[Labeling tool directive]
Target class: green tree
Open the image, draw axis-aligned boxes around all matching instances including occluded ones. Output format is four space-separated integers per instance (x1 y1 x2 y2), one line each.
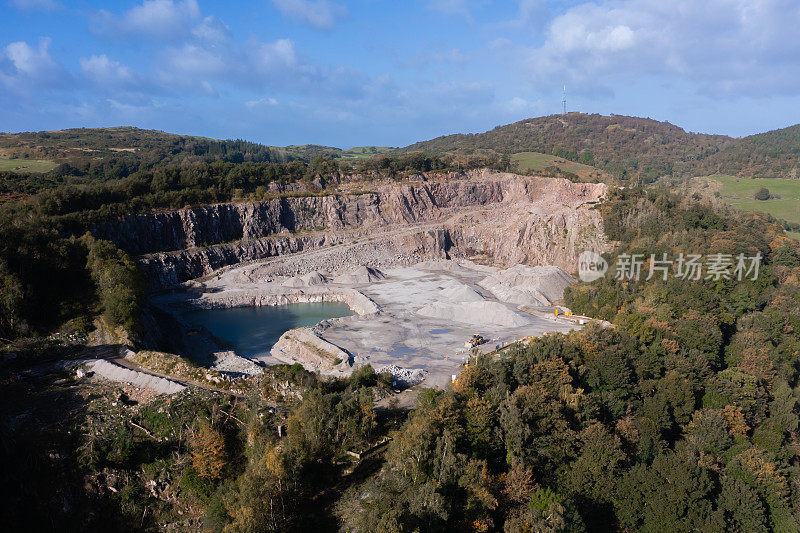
754 187 771 200
615 452 722 532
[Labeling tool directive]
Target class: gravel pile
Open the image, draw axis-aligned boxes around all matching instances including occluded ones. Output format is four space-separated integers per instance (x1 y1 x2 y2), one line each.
417 300 530 327
212 351 264 377
283 270 329 288
87 359 186 394
332 265 386 285
376 364 427 388
439 279 484 302
479 265 575 306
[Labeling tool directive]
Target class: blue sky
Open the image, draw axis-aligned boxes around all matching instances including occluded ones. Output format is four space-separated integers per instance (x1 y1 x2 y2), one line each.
3 0 800 147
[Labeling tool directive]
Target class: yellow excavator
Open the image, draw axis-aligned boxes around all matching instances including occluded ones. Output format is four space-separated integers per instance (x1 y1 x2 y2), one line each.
466 334 486 348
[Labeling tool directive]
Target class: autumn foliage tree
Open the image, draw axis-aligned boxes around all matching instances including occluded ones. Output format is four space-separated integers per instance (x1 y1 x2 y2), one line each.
191 420 227 480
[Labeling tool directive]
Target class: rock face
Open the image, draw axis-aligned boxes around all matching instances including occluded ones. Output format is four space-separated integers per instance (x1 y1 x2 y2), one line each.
93 169 609 287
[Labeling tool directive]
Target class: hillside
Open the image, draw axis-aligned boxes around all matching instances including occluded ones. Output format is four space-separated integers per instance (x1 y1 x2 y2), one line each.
403 113 733 182
6 115 800 189
511 151 614 182
0 127 345 163
404 113 800 182
0 127 344 182
702 124 800 178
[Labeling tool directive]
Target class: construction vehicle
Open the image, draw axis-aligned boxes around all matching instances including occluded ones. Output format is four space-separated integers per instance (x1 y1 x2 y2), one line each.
465 334 486 348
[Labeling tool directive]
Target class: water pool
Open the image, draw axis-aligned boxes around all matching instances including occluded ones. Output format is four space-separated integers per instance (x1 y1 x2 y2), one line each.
181 302 353 357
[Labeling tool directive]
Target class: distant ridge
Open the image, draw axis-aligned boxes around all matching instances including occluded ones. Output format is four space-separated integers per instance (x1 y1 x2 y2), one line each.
4 114 800 181
402 113 800 181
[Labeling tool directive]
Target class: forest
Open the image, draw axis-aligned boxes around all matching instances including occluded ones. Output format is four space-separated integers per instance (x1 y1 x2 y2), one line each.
3 181 800 532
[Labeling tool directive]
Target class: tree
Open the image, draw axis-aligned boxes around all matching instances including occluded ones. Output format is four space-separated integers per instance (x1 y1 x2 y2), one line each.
83 235 146 330
0 260 23 335
615 452 722 532
504 487 586 533
718 476 769 533
191 420 226 480
684 409 732 458
754 187 771 200
499 385 573 476
563 423 627 529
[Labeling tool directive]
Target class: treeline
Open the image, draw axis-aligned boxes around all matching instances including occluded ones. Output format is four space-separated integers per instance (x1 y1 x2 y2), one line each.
703 124 800 178
1 127 317 174
0 210 144 340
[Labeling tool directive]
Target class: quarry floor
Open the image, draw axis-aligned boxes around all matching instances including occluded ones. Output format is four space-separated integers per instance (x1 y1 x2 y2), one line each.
155 258 584 388
317 264 578 387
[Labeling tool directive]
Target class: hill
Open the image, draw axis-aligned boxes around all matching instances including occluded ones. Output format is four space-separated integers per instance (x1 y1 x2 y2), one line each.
702 124 800 178
0 127 343 181
403 113 733 182
6 115 800 187
403 113 800 182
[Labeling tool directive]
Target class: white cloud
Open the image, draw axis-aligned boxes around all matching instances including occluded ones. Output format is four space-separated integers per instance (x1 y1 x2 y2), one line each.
517 0 545 22
155 37 317 95
400 47 469 69
2 38 62 82
191 16 230 43
246 97 279 107
0 38 68 95
80 0 368 101
9 0 61 11
505 96 541 114
489 37 512 50
164 44 226 77
201 80 217 97
80 54 134 85
92 0 201 40
528 0 800 98
271 0 346 30
259 39 297 68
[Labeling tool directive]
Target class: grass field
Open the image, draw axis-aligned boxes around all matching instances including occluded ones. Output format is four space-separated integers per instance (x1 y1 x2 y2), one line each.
511 151 607 181
705 175 800 225
0 157 58 173
339 146 395 160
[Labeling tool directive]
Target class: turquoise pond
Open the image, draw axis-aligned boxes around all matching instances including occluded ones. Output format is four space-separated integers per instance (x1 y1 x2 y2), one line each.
180 302 353 357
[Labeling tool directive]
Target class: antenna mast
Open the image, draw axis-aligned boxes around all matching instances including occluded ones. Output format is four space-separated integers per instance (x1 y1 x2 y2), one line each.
561 85 567 114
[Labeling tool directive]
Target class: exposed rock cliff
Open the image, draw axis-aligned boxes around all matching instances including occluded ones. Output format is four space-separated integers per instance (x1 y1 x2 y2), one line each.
93 169 609 287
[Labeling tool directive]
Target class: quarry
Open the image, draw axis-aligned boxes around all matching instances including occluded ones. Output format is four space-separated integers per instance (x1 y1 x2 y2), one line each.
95 169 610 390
